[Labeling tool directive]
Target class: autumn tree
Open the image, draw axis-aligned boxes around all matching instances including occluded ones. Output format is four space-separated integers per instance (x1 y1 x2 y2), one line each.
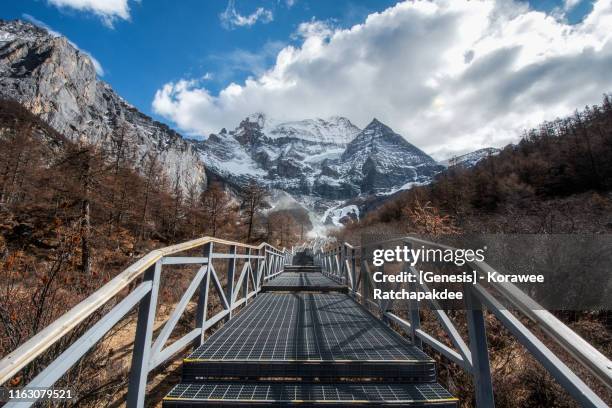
138 153 163 241
105 124 135 234
201 183 235 237
241 181 268 242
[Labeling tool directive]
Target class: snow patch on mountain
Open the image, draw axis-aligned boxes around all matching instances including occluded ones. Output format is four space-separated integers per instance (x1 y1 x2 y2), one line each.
377 180 431 196
269 116 360 144
441 147 501 168
323 204 360 227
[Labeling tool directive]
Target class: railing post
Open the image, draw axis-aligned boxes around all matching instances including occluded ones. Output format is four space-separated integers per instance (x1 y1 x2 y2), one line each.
465 285 495 407
404 244 422 348
195 242 213 345
409 277 422 349
342 245 348 284
360 246 368 305
255 247 261 293
126 261 161 408
351 248 356 294
244 247 251 304
333 247 337 278
337 246 342 279
276 251 280 273
226 245 236 319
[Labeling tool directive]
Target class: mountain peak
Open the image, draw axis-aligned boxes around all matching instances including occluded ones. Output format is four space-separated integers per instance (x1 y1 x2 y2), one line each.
340 120 442 193
367 118 383 126
244 112 268 128
361 118 399 140
0 19 48 42
363 118 393 134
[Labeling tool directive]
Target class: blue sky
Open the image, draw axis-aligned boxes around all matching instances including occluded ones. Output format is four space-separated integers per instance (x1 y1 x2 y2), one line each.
2 0 609 158
2 0 399 120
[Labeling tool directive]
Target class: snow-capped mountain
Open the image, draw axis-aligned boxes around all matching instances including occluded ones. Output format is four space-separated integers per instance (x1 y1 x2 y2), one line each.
0 20 206 191
441 147 501 168
337 119 442 194
196 115 444 225
194 114 361 196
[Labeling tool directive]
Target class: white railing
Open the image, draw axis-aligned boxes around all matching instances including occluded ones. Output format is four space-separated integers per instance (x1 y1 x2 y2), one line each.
0 237 292 407
316 237 611 408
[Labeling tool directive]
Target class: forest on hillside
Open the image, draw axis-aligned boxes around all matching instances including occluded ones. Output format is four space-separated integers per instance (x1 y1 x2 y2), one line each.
344 94 612 236
0 99 306 404
337 94 612 408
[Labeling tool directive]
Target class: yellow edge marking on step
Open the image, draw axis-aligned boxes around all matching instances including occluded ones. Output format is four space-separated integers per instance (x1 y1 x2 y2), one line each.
183 358 434 363
163 397 459 403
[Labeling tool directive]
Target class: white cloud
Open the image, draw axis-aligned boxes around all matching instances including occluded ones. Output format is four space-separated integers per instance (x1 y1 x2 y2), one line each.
47 0 131 27
564 0 583 11
154 0 612 159
22 13 105 76
220 0 273 29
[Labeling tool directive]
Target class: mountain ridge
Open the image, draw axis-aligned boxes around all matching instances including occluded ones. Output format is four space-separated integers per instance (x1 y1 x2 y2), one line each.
195 113 444 224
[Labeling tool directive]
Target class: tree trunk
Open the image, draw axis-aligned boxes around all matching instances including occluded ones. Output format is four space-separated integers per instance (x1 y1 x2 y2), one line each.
81 157 92 275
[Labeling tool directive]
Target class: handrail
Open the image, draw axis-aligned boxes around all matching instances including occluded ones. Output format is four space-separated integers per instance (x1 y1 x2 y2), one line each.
0 236 290 395
400 235 612 390
315 236 612 408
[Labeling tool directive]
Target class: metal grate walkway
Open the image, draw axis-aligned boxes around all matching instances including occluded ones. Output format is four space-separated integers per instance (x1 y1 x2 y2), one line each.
165 382 457 407
163 262 457 406
262 272 346 292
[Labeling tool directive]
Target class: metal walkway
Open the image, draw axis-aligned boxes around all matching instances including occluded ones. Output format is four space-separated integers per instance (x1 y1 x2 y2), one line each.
3 237 609 407
261 272 346 292
162 263 458 407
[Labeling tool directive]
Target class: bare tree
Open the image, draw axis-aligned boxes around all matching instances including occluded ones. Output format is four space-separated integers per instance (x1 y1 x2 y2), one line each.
201 183 234 237
241 181 268 242
139 153 162 241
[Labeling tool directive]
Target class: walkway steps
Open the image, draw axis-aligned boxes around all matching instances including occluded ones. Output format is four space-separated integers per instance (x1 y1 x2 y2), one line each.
163 382 458 407
262 272 346 293
283 265 320 273
181 293 435 381
163 256 457 407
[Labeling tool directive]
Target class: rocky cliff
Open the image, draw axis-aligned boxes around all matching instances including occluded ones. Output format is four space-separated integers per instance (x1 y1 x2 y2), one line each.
0 20 206 191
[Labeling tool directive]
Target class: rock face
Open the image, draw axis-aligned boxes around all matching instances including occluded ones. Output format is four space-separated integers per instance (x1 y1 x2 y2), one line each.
0 20 206 191
194 114 362 199
336 119 442 194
